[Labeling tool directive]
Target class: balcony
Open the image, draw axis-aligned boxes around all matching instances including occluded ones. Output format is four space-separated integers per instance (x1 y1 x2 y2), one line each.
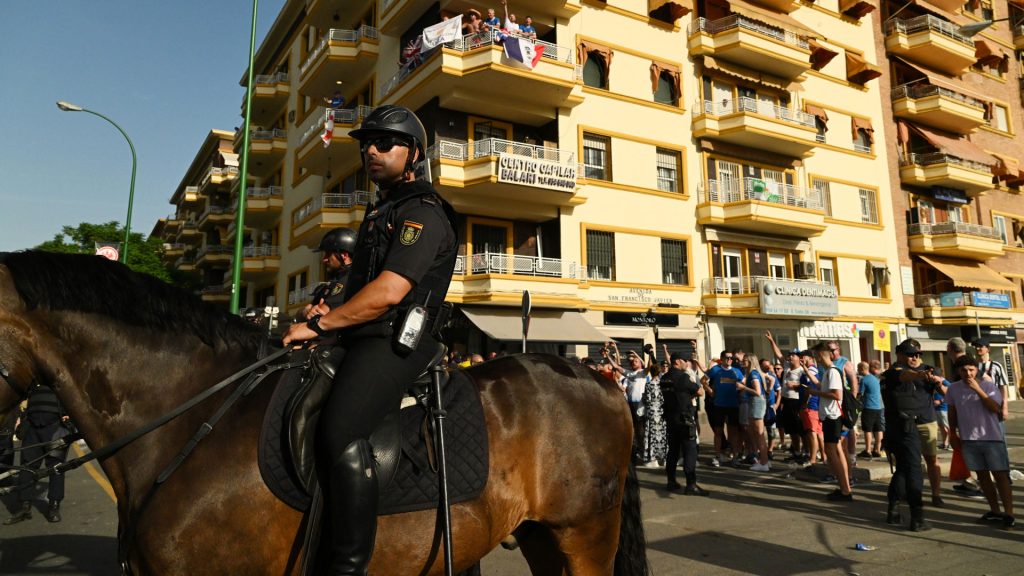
696 177 826 236
295 106 373 177
197 205 235 230
1015 24 1024 50
182 185 200 204
290 191 371 249
176 219 201 244
891 83 988 134
198 166 239 194
899 152 994 194
907 222 1005 260
299 26 379 98
244 72 289 126
692 98 818 157
287 284 318 308
700 275 838 317
239 186 284 228
449 252 586 306
687 16 811 79
305 0 375 31
174 253 196 272
196 245 233 267
199 285 232 304
429 137 583 222
243 129 288 176
242 245 281 277
914 292 1014 323
161 243 186 260
885 16 978 76
380 30 582 126
379 0 581 34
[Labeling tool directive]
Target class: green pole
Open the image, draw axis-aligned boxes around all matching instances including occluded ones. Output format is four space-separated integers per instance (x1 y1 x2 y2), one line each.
232 0 260 314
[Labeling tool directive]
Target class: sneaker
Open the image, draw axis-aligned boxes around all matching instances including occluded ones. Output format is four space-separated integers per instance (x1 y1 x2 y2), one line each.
819 474 837 484
979 511 1004 523
871 451 882 459
751 462 771 472
710 457 721 468
731 457 744 467
1004 514 1016 529
743 454 757 465
954 483 985 499
684 484 710 496
857 450 872 459
826 491 853 502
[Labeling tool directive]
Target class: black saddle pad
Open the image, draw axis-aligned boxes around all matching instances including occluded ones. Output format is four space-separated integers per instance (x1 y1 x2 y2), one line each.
258 367 489 516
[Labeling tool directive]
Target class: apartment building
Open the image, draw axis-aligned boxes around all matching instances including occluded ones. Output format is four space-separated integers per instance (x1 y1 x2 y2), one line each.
873 0 1023 396
153 0 914 367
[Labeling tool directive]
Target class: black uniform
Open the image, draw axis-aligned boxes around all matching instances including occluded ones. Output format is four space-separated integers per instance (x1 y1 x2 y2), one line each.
661 367 700 489
312 269 349 311
318 179 457 573
880 363 936 519
12 384 71 503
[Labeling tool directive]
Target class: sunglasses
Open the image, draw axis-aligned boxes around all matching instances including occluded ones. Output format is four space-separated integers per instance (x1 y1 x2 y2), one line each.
906 353 921 358
360 136 410 153
724 356 734 361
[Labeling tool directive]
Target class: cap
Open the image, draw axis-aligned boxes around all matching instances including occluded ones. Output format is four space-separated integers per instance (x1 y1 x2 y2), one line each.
669 352 688 363
799 349 815 358
788 348 802 356
895 341 920 355
971 338 990 348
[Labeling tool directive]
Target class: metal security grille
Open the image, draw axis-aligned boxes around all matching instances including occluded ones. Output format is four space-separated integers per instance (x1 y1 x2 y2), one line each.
583 133 609 180
661 239 688 285
813 177 832 216
859 188 878 224
586 230 615 280
656 148 680 192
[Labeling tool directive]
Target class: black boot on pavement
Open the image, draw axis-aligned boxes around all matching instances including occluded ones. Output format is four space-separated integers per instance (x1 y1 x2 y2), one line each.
886 502 902 525
4 501 32 525
909 508 930 532
45 500 61 523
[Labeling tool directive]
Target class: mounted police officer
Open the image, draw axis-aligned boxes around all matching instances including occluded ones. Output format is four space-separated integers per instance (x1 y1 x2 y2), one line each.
303 227 357 320
283 105 458 576
4 381 72 525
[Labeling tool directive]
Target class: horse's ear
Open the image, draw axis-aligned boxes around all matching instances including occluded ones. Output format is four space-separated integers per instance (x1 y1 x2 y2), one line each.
0 267 26 312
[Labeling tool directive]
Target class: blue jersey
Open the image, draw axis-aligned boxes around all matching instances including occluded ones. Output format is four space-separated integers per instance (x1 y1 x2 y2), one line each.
860 373 882 410
708 364 743 408
801 365 820 411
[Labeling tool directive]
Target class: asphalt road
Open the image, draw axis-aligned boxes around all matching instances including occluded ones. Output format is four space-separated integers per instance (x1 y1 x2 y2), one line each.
2 409 1022 575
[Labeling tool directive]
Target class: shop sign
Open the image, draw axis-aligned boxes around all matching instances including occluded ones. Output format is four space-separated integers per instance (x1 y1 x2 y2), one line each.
931 186 969 204
939 292 965 307
799 321 859 340
962 327 1015 343
497 154 577 193
603 311 680 327
971 292 1011 309
760 279 838 317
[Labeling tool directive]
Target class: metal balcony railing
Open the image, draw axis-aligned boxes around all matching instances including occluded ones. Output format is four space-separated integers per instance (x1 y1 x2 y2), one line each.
300 26 380 76
914 292 977 307
197 245 233 258
696 97 817 128
701 275 828 295
174 254 196 268
254 71 289 85
701 177 825 210
292 191 372 226
243 246 281 258
251 128 287 141
299 105 375 145
687 15 809 49
900 152 992 172
885 15 975 47
454 252 587 280
288 284 318 306
908 221 1003 239
162 243 186 252
247 186 283 199
428 137 576 165
183 185 200 198
201 166 239 188
891 82 987 110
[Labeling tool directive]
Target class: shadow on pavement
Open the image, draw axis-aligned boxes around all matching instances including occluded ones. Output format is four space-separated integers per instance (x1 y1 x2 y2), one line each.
0 534 118 575
648 530 857 575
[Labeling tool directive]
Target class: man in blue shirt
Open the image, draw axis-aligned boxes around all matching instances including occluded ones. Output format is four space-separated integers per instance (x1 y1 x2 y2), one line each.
519 16 537 39
857 360 884 458
707 350 743 467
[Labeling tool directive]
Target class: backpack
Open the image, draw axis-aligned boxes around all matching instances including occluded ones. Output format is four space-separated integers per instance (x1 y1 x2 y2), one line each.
835 366 862 429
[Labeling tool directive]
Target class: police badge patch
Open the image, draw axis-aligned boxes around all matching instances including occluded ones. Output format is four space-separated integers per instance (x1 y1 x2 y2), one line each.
400 221 424 245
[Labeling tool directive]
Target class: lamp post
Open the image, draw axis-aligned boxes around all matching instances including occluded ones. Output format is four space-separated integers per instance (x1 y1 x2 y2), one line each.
231 0 260 314
56 101 137 264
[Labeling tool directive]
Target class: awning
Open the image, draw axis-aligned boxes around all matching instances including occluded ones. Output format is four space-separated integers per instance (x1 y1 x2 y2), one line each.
845 52 882 85
891 57 991 103
918 255 1016 291
701 56 798 93
990 152 1021 178
462 307 608 343
915 0 968 19
839 0 877 18
804 103 829 131
808 38 839 70
221 152 240 167
868 259 887 269
726 0 818 37
598 326 651 341
650 61 682 96
902 122 996 166
975 38 1007 66
577 40 614 73
657 327 703 340
699 139 804 168
648 0 692 23
851 117 875 144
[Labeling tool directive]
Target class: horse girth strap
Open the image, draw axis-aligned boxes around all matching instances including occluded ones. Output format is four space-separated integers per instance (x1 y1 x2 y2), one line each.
39 347 292 481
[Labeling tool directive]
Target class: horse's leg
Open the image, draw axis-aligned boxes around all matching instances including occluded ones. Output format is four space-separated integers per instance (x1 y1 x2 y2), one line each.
549 506 621 575
513 521 566 576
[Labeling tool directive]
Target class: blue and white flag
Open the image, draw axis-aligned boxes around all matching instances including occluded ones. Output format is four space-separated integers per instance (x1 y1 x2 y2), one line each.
421 17 462 50
503 36 545 70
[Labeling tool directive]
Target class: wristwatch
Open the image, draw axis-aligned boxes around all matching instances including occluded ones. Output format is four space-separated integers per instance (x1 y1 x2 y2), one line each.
307 314 328 337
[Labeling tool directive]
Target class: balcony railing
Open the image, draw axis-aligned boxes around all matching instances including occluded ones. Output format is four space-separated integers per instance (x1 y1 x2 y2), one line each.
162 243 186 252
701 275 827 295
702 177 825 210
288 284 318 306
197 245 233 258
900 152 992 172
243 245 281 258
429 137 576 165
247 186 283 199
200 166 239 188
696 97 817 128
255 71 289 85
300 25 380 77
908 221 1003 240
299 105 376 145
454 252 587 280
891 82 987 110
381 30 574 97
292 191 372 226
687 15 809 49
199 205 232 221
174 254 196 268
885 15 974 47
252 128 287 141
184 185 200 198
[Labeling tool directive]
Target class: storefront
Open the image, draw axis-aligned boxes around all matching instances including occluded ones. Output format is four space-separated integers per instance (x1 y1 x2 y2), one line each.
451 306 607 358
588 310 701 360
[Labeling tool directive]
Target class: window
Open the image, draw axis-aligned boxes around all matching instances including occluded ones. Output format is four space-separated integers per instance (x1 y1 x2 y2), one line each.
715 160 742 201
656 148 681 192
815 118 827 143
859 188 878 224
653 72 676 105
769 253 788 279
471 223 508 254
583 133 610 180
586 230 615 280
582 52 607 88
993 214 1008 244
660 239 688 285
854 129 873 153
812 177 832 217
981 0 994 21
868 264 888 298
989 104 1010 132
917 199 936 224
819 257 836 287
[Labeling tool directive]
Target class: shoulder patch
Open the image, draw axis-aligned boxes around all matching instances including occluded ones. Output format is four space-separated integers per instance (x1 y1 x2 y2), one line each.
400 220 424 245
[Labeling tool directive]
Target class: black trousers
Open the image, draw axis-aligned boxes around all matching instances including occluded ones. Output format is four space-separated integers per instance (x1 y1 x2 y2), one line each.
666 422 698 486
13 421 69 502
885 424 923 511
629 404 645 463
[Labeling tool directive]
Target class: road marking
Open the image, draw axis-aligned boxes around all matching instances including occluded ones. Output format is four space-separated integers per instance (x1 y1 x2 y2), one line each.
72 443 116 503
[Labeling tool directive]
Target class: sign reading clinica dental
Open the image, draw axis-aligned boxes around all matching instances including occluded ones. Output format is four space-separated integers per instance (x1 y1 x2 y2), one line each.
760 278 839 317
497 154 577 193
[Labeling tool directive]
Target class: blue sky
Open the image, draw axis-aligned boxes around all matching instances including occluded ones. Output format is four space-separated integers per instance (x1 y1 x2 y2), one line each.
0 1 285 251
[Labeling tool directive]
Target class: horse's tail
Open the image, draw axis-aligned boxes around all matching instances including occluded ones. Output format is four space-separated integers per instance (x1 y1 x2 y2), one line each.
613 462 650 576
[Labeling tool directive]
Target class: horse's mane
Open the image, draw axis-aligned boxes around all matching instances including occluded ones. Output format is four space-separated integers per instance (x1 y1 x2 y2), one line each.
0 250 262 350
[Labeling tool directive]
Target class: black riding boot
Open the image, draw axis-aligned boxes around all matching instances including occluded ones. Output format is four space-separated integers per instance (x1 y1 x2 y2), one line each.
909 507 930 532
886 501 902 525
326 439 379 576
4 501 32 525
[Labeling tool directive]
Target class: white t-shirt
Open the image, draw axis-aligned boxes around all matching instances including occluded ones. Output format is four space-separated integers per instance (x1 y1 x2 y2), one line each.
622 369 648 404
818 366 843 421
782 366 804 400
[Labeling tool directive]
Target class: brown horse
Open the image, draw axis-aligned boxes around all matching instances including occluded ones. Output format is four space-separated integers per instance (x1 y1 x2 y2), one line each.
0 251 649 576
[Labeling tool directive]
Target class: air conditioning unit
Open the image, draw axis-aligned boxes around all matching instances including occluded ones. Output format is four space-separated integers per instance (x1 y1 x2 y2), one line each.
907 307 924 319
796 261 816 279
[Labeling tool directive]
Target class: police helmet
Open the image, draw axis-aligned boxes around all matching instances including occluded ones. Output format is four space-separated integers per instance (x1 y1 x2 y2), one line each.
350 105 428 163
315 228 357 254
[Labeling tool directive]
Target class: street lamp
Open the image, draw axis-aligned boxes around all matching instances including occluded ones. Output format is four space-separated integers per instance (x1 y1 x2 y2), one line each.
957 17 1010 38
56 101 138 264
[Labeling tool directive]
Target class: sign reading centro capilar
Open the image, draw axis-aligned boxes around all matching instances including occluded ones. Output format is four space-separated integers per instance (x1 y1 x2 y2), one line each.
760 278 838 317
497 153 577 193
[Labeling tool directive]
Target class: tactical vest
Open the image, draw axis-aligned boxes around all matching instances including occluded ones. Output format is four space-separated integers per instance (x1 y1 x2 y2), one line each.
311 269 349 309
26 384 63 427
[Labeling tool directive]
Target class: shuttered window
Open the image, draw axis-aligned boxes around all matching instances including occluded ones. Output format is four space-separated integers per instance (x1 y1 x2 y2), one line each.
661 239 688 285
586 230 615 280
583 133 610 181
656 148 681 193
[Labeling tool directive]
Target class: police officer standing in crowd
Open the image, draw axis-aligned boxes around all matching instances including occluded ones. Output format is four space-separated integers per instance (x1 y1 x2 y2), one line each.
4 381 72 525
283 105 458 576
881 339 943 531
303 227 357 320
661 352 709 496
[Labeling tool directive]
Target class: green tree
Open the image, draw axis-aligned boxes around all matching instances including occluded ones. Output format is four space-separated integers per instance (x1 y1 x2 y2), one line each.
34 221 189 285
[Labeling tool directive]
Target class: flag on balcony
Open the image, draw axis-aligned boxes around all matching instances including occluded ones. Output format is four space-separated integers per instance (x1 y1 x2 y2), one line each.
321 109 334 148
401 36 423 68
503 36 544 70
421 17 462 50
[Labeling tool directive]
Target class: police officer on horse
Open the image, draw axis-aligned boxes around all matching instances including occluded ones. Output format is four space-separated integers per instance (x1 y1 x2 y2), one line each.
304 227 357 320
283 105 458 576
